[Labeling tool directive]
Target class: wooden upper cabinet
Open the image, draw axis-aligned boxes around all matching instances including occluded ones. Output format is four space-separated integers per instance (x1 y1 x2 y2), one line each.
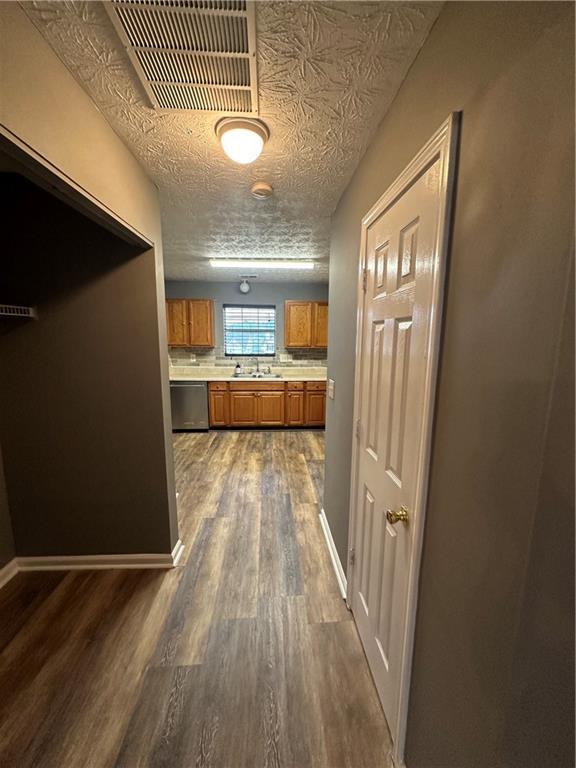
285 301 313 348
312 302 328 348
166 299 214 348
166 299 189 347
188 299 214 347
285 300 328 349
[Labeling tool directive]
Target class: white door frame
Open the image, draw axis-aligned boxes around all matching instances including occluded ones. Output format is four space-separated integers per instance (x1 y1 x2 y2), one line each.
347 113 460 767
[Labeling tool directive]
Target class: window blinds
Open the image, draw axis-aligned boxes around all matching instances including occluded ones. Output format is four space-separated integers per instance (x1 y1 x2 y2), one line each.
223 304 276 356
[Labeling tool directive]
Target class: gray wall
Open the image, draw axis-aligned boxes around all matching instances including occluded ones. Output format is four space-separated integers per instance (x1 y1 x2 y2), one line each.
324 3 574 766
1 2 178 556
0 174 175 556
165 280 328 355
0 442 15 568
499 260 574 767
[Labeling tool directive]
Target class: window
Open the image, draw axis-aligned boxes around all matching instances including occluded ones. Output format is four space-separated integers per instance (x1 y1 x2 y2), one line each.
223 304 276 356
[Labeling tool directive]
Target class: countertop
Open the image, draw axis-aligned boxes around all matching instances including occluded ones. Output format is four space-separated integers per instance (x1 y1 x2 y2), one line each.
169 366 327 383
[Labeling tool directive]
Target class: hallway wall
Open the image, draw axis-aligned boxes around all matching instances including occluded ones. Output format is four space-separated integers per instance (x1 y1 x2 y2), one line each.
499 259 574 767
0 443 14 569
324 3 574 766
0 4 178 554
0 175 175 557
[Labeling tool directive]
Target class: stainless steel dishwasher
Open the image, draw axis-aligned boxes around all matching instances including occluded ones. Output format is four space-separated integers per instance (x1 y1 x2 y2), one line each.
170 381 209 430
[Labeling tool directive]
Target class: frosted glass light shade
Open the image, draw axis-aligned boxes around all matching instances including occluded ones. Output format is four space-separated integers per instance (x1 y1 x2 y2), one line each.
216 118 269 165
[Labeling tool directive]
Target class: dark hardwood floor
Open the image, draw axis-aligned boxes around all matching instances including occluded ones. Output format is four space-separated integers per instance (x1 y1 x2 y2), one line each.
0 430 391 767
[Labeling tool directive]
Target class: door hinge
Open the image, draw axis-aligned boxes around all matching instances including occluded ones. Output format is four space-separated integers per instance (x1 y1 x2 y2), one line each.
362 268 368 292
355 419 361 440
349 547 356 567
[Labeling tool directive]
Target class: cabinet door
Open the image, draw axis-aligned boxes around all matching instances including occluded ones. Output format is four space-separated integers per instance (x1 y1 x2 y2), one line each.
188 299 214 347
166 299 189 347
230 391 258 426
312 302 328 348
305 391 326 426
285 391 305 425
209 390 229 427
285 301 312 348
258 391 285 426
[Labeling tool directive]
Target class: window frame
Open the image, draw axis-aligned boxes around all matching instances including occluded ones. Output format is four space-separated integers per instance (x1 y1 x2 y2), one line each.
223 303 276 358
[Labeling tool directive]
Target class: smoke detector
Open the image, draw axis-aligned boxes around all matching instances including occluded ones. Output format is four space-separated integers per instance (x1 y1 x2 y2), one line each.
251 181 274 200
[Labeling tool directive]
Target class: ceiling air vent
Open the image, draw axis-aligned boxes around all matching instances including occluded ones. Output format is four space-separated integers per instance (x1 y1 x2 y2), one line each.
105 0 258 114
0 304 37 319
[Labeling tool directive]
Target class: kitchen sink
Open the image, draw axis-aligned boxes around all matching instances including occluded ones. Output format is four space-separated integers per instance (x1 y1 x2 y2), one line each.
233 372 282 379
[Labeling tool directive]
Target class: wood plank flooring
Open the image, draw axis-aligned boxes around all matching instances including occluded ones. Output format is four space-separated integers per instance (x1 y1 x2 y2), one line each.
0 430 392 767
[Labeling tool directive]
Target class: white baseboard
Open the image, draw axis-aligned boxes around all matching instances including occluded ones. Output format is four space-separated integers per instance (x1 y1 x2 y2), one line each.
0 539 184 589
171 538 185 566
0 558 18 590
319 508 347 600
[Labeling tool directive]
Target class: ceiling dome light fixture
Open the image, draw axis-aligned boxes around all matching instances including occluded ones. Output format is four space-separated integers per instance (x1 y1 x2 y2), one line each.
215 118 270 165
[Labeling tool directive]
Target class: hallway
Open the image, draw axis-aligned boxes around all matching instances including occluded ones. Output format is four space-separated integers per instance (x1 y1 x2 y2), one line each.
0 431 391 767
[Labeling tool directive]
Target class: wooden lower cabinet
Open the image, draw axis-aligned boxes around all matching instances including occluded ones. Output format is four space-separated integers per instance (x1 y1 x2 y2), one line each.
208 389 230 427
305 390 326 427
285 391 305 425
258 391 285 426
208 381 325 428
229 391 258 426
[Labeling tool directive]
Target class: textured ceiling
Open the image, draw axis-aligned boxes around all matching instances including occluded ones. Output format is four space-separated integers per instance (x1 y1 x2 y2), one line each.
22 1 441 283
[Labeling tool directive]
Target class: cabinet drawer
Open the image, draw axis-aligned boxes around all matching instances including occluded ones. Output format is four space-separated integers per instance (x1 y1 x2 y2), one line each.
229 381 285 391
208 382 228 391
306 381 326 391
286 381 304 391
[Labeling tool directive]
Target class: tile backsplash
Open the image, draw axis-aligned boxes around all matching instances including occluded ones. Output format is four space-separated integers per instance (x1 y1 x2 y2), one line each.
168 346 327 368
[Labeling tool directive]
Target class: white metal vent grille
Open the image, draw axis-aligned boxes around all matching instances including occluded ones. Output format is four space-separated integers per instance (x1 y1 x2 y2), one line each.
106 0 258 114
0 304 37 319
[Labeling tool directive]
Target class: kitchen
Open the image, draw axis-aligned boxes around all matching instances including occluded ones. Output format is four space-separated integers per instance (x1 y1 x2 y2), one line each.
166 281 329 431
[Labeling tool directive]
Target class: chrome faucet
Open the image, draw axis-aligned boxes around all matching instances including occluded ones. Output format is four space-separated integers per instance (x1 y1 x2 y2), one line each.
252 357 260 373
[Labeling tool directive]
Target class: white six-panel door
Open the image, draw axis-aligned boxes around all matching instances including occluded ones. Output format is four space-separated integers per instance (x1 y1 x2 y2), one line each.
349 115 459 765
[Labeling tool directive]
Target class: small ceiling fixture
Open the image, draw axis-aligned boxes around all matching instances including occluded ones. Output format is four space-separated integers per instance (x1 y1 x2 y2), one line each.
251 181 274 199
239 279 251 294
210 259 314 270
215 118 270 165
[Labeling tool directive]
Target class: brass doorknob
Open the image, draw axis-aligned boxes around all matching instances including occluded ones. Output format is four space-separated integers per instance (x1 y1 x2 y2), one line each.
386 506 409 525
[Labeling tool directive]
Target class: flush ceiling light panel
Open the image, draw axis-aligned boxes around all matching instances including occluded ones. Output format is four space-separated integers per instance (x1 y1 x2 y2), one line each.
210 260 315 270
105 0 259 114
